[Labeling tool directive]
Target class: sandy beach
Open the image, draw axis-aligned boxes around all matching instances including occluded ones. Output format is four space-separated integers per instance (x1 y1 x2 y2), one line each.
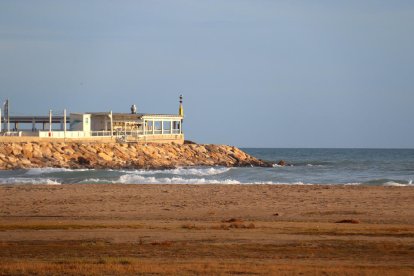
0 184 413 275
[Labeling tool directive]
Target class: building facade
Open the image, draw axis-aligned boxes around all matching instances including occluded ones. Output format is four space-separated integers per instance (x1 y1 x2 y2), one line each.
1 96 185 144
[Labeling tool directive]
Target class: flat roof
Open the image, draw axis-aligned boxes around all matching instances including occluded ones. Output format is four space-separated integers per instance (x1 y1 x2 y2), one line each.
8 116 69 124
75 112 182 118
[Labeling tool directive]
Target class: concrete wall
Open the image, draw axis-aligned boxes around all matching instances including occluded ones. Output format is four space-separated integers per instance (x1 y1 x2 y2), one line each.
70 114 91 132
91 115 107 131
38 131 91 138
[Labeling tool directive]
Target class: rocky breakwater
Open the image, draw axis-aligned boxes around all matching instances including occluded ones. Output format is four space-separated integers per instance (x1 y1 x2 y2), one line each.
0 142 273 170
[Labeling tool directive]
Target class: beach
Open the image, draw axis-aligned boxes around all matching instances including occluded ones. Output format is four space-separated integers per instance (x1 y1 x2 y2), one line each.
0 184 413 275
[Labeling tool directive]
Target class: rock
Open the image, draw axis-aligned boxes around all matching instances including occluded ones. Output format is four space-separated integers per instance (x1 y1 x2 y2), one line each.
77 157 90 165
11 144 22 156
98 152 112 161
0 142 273 170
277 160 286 166
32 149 43 159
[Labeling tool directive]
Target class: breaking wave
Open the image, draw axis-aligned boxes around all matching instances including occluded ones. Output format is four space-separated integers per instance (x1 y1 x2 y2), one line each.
361 178 413 186
119 167 231 176
25 167 92 175
81 174 307 185
116 174 241 184
0 177 61 185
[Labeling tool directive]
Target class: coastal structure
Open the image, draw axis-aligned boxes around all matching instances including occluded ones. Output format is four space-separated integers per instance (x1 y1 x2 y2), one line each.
0 96 184 144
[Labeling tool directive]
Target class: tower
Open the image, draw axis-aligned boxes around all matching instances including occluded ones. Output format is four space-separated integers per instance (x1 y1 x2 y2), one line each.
178 95 184 117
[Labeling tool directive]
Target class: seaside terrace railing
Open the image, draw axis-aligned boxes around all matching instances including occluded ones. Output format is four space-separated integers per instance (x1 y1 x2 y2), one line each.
91 129 182 137
91 131 112 137
0 131 22 136
29 129 183 139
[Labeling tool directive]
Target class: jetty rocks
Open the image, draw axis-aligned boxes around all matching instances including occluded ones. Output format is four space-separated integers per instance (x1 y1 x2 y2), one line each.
0 142 273 170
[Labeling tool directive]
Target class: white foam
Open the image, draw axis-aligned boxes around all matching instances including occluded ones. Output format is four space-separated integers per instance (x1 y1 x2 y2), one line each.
383 181 408 187
25 167 91 175
271 181 308 185
306 164 325 167
0 178 61 185
119 167 231 176
83 178 104 183
115 174 241 184
109 174 311 185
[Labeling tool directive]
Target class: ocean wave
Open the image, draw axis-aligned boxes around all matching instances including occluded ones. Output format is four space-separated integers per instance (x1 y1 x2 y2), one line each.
25 167 92 175
361 178 413 186
107 174 310 185
81 178 113 184
383 182 409 187
115 174 241 184
118 167 231 176
0 177 60 185
306 164 325 167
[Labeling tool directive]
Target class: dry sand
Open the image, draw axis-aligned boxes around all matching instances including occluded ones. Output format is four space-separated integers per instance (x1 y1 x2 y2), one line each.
0 184 413 275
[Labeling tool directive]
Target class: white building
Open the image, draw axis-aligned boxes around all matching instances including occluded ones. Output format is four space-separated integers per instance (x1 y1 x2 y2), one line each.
1 96 185 144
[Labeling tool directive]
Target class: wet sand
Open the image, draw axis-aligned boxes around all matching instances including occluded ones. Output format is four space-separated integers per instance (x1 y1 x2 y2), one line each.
0 184 413 275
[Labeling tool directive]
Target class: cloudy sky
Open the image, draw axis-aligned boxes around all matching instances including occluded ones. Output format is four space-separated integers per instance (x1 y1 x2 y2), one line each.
1 1 413 147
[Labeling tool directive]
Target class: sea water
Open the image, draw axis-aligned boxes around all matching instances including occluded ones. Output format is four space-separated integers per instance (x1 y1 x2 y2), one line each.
0 148 413 186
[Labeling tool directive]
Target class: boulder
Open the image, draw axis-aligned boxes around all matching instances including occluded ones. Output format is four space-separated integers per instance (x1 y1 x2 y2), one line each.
277 160 286 166
98 152 112 162
0 142 273 170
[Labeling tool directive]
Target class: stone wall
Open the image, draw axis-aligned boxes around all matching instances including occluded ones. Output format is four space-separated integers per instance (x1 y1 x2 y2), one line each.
0 142 273 170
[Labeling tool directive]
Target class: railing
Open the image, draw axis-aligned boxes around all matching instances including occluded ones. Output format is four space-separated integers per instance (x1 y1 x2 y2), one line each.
31 130 183 139
91 131 112 137
0 131 22 136
144 129 181 135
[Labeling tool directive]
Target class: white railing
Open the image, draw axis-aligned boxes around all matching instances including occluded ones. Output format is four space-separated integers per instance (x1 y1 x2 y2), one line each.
91 131 112 137
0 131 22 136
39 131 89 138
35 130 183 139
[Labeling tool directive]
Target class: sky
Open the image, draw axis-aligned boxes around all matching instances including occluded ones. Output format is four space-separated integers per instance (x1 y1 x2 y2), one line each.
0 1 413 148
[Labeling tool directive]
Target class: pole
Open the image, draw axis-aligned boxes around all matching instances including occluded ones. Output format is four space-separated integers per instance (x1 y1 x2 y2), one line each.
63 109 67 139
110 110 113 138
49 109 52 134
5 100 10 133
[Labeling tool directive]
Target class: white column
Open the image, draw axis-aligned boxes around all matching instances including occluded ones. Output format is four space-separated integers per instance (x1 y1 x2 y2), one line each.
63 109 67 138
143 120 146 135
170 120 173 134
152 120 155 135
49 110 52 133
161 121 164 135
110 111 113 138
7 108 10 133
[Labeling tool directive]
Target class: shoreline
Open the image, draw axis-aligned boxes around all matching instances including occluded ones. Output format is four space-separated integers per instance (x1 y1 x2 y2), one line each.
3 182 414 186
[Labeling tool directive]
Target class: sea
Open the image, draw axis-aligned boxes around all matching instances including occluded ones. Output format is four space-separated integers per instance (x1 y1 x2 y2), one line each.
0 148 413 186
